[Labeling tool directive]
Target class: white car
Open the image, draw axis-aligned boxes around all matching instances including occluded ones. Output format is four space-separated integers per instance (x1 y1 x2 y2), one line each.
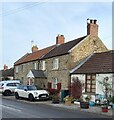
0 80 20 96
15 85 49 101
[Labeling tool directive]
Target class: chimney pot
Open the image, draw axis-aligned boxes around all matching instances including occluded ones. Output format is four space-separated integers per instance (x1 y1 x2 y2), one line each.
94 19 97 24
4 64 8 71
56 34 65 45
87 19 98 36
32 45 38 53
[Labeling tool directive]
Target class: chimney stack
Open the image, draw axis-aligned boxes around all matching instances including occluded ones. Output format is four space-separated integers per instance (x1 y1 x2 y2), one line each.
4 64 8 71
56 34 65 45
87 19 98 36
31 45 38 53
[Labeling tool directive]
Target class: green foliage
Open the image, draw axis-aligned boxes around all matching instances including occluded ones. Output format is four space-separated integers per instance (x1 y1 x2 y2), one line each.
110 96 114 103
98 76 112 99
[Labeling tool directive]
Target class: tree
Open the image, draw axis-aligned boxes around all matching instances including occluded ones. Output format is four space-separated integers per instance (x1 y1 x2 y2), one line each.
71 77 82 99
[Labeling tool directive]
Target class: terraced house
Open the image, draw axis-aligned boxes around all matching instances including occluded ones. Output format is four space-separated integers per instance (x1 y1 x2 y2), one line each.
14 19 108 92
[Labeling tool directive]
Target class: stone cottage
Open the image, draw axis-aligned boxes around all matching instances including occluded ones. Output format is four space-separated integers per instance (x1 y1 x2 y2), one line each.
70 50 113 100
14 19 108 92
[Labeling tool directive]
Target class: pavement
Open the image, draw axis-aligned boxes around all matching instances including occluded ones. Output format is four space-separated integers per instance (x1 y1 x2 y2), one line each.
38 100 113 117
1 94 113 117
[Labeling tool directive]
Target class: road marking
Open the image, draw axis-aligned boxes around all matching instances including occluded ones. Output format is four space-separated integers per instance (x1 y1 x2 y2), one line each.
1 104 22 112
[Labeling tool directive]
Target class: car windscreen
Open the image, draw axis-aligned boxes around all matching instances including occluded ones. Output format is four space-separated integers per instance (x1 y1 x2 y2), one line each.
27 86 37 90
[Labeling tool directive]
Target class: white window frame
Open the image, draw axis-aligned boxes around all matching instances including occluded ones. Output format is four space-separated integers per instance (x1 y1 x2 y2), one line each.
52 58 59 70
15 66 19 73
52 78 58 89
41 61 46 70
34 63 37 70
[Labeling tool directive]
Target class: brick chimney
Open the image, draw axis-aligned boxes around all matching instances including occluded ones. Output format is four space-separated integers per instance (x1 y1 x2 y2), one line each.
87 19 98 36
56 34 65 45
4 64 8 71
31 45 38 53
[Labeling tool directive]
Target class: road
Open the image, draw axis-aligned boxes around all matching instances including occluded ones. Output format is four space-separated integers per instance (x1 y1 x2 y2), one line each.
1 97 112 119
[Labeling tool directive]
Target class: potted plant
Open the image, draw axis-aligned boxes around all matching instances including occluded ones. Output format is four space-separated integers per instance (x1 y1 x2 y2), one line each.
80 95 91 109
101 104 108 112
52 92 60 104
63 95 72 106
98 76 112 112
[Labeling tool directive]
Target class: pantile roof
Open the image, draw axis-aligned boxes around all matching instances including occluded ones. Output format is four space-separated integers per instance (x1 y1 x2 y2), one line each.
0 68 14 77
42 36 87 59
71 50 114 74
14 45 55 65
14 36 87 65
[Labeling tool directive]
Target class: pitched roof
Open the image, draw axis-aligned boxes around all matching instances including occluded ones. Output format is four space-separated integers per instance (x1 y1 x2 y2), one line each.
42 36 87 59
71 50 114 74
31 69 46 78
14 45 55 65
0 68 14 77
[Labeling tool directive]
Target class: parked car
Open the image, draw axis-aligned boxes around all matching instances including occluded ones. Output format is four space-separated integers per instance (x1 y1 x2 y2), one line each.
0 80 21 96
14 85 49 101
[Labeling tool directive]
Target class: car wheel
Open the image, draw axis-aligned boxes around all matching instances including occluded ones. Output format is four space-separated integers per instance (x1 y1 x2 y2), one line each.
15 92 20 99
28 94 34 101
3 90 11 96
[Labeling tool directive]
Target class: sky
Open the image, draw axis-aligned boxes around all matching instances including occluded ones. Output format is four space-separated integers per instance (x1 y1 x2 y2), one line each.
0 0 112 69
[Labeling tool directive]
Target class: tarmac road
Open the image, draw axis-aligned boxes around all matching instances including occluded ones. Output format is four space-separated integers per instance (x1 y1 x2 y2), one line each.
1 97 112 119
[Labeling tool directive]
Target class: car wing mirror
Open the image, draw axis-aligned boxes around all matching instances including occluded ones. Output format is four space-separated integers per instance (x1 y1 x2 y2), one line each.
24 89 27 91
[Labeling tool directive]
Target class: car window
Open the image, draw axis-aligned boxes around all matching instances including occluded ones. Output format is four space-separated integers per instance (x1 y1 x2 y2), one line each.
27 86 37 90
23 86 28 90
6 83 20 87
6 83 14 86
17 85 24 89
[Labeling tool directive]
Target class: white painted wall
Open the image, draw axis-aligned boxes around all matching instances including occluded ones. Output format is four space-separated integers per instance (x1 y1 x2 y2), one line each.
71 73 113 95
96 73 113 96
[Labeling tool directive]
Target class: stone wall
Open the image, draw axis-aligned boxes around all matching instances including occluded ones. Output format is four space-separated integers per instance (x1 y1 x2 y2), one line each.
42 36 108 90
14 36 108 89
69 36 108 69
14 61 39 84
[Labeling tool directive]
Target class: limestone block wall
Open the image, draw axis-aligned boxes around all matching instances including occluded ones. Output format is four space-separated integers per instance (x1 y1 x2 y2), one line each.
69 36 108 69
41 55 71 90
34 78 47 89
14 61 39 84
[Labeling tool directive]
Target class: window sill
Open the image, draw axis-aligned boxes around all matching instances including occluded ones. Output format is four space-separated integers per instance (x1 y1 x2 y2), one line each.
52 68 59 71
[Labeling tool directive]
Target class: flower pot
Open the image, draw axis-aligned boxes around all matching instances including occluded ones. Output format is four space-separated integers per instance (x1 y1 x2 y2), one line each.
101 106 108 112
80 101 89 109
52 99 60 104
65 100 71 106
89 101 95 106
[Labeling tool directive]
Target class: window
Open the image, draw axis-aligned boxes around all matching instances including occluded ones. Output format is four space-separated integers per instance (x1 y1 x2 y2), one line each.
15 66 19 73
41 61 46 70
85 74 96 93
6 83 20 86
21 65 24 72
34 63 37 70
52 78 58 89
52 58 59 69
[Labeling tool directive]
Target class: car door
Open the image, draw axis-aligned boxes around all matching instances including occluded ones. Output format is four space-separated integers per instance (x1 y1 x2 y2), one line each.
21 86 29 98
17 86 24 97
6 83 16 93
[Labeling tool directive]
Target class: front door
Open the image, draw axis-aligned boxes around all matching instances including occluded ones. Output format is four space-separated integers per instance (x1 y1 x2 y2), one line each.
85 74 96 93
